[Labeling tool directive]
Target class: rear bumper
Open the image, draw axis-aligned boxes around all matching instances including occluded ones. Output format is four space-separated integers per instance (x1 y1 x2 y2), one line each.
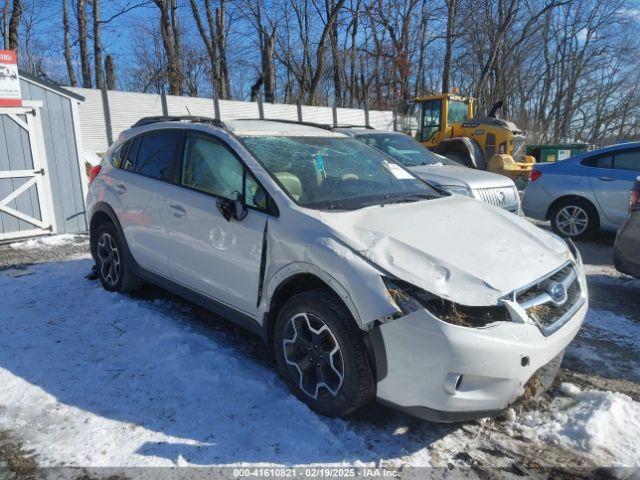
522 183 552 220
373 270 587 422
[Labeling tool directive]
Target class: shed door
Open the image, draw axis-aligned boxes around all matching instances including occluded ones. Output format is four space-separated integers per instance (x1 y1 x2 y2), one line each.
0 106 56 242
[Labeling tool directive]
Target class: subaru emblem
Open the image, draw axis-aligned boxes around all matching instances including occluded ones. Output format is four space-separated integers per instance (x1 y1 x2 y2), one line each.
548 282 567 304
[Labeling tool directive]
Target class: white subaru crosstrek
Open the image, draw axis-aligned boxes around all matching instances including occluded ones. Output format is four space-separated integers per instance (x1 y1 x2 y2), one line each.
86 117 588 422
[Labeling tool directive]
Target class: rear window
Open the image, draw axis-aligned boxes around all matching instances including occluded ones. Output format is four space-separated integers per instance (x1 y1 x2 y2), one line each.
582 154 612 169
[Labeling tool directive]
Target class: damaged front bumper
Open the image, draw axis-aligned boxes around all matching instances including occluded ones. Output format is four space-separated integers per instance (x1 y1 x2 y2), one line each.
372 271 588 423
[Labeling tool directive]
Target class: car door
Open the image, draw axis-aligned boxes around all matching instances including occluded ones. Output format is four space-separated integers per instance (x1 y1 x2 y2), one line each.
587 148 640 226
110 129 183 275
164 131 270 318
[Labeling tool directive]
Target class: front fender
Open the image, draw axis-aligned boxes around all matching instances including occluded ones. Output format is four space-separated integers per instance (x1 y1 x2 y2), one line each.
259 235 399 330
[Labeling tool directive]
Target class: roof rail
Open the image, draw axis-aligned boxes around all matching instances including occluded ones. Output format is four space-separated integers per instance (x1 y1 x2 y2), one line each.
235 118 334 130
332 124 374 130
132 116 226 129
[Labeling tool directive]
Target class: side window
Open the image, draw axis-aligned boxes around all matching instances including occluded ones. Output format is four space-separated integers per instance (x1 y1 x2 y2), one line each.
182 134 268 210
134 130 182 181
110 144 124 168
122 137 139 171
613 150 640 172
582 154 612 169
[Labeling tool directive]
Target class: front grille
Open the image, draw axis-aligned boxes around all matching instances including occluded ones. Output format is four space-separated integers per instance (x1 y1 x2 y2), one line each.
474 186 519 211
514 263 584 335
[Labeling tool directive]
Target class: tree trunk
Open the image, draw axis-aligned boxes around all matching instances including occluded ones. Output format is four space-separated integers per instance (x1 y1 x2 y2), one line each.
261 29 276 102
93 0 103 89
8 0 21 50
154 0 183 95
77 0 92 88
328 0 342 107
62 0 77 86
3 0 10 49
441 0 457 94
307 0 345 104
216 1 230 99
105 54 116 90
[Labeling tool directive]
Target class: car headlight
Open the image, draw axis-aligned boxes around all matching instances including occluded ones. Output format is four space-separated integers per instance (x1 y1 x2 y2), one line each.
383 277 510 327
439 185 473 197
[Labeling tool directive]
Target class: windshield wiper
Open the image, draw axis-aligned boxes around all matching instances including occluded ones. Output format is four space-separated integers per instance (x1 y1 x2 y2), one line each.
379 193 437 205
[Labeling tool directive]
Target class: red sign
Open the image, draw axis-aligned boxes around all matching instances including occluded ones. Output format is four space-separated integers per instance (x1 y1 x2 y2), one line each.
0 50 21 107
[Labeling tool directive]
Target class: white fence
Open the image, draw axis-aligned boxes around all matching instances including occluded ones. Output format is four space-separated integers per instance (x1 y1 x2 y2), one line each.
68 87 394 154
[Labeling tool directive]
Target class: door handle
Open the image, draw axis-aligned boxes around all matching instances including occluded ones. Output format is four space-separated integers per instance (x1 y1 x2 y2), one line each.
169 203 186 217
115 183 127 194
598 177 616 182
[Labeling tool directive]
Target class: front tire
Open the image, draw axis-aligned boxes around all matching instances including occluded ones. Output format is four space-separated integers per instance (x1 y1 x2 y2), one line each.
550 198 598 240
94 222 143 293
273 289 375 418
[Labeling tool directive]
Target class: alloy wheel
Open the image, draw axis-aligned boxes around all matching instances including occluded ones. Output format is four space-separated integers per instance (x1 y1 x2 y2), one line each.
556 205 588 237
96 232 121 287
282 312 344 401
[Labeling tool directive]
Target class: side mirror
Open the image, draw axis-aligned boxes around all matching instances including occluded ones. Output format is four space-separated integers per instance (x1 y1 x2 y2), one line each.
217 191 247 222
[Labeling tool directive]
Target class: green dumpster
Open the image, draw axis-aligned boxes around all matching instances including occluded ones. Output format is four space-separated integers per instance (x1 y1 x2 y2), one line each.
527 143 588 163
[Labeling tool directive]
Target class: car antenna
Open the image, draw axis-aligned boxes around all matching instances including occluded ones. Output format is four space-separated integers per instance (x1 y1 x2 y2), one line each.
186 105 192 117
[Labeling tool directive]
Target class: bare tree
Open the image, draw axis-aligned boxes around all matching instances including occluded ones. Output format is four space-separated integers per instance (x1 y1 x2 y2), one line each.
189 0 230 99
105 53 116 90
77 0 92 87
93 0 103 89
62 0 77 86
153 0 183 95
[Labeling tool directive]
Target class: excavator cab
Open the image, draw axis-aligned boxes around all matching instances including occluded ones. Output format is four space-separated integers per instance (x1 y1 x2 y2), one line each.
415 93 535 185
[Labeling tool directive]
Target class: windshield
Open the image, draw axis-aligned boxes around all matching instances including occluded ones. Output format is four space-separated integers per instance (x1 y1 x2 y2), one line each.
240 135 440 210
355 132 459 167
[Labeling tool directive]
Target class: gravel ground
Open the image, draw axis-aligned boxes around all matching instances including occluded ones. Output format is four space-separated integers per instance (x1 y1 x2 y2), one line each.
0 234 90 270
0 228 638 477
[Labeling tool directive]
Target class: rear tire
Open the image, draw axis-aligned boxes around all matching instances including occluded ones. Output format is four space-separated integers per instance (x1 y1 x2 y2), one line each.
273 289 375 418
94 222 143 293
550 198 598 240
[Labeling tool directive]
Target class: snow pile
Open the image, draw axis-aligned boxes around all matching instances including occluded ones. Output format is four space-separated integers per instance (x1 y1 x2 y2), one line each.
518 383 640 467
8 234 85 250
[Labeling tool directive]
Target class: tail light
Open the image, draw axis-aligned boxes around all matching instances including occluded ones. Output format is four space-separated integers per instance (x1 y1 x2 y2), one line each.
529 169 542 182
88 165 102 184
630 178 640 211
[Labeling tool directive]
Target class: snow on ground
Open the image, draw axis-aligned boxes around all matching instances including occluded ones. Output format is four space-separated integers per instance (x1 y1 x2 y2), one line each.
566 308 640 382
8 234 87 251
0 257 436 467
515 383 640 467
1 257 639 468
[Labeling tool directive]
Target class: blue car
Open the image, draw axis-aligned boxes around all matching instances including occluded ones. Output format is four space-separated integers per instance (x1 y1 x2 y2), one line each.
523 142 640 239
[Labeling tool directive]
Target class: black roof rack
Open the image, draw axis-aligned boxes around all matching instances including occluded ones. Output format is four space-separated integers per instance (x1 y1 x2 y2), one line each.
132 116 226 129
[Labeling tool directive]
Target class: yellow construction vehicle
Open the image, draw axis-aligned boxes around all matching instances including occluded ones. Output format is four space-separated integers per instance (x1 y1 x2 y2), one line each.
414 93 535 184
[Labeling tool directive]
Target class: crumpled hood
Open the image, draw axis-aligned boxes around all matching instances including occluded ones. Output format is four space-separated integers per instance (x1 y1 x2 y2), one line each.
320 196 571 306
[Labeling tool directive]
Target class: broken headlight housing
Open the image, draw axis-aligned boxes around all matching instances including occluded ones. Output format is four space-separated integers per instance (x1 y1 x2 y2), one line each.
383 277 511 328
